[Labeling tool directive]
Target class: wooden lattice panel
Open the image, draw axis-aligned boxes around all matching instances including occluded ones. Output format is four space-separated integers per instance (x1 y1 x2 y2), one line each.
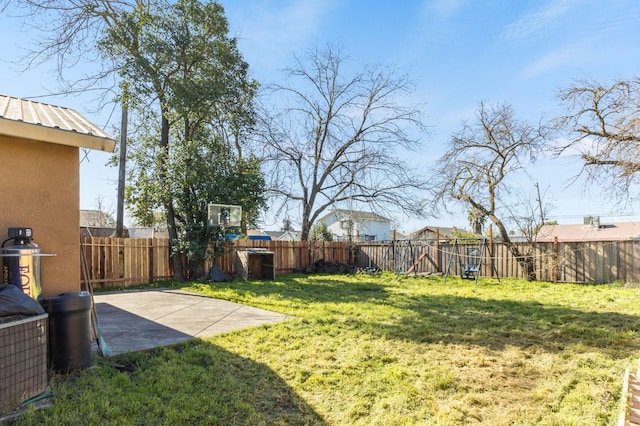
620 360 640 426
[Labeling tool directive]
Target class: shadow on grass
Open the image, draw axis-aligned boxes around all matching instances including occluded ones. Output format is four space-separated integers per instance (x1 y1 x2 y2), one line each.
181 275 640 358
190 276 640 358
18 339 327 426
191 274 390 304
351 293 640 357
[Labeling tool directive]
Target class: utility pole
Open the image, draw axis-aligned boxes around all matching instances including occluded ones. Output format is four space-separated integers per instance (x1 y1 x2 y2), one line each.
116 85 128 238
535 182 545 224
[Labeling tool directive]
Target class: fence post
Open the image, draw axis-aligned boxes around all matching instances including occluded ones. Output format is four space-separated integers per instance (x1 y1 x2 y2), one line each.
488 226 493 278
435 229 441 272
553 236 558 283
148 238 154 282
634 240 640 284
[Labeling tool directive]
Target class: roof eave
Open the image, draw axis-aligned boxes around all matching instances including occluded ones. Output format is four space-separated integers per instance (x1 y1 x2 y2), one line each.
0 117 116 153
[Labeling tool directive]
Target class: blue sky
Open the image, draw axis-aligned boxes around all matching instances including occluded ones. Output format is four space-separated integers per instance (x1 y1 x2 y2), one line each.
1 0 640 232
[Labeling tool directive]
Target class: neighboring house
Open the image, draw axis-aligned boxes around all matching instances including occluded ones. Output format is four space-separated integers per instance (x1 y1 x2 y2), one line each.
535 216 640 242
127 221 170 238
80 209 123 238
81 208 171 238
393 231 409 240
408 225 458 240
128 228 155 239
0 94 115 297
80 209 115 227
265 230 300 241
318 209 392 241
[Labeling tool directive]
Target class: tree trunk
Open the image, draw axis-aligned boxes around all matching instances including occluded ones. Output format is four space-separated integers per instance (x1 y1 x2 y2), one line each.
506 243 536 281
166 201 184 282
159 113 184 282
492 217 536 281
300 204 312 241
300 225 310 242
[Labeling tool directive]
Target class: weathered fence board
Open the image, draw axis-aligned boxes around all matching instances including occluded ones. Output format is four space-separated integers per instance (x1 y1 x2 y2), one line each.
355 239 640 284
81 237 172 288
82 238 351 287
213 240 350 274
81 237 640 287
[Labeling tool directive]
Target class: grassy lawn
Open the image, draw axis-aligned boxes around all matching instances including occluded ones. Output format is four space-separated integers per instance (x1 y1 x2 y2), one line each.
14 274 640 425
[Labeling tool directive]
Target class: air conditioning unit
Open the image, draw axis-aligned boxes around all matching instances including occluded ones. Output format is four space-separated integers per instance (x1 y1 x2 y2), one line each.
583 216 601 228
207 204 242 228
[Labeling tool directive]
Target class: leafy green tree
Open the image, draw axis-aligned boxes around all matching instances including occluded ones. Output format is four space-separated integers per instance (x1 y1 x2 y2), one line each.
309 222 333 242
126 115 266 277
467 207 486 235
452 228 481 240
102 0 262 280
0 0 265 279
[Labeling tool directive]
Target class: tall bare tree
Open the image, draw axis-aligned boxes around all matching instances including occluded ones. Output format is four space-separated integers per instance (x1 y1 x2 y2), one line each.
0 0 148 95
256 44 429 241
430 101 549 280
554 77 640 204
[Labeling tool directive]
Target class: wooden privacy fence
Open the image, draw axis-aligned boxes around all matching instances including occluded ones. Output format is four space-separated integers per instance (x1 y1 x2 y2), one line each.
214 240 351 274
81 237 172 288
81 238 350 288
81 236 640 287
355 239 640 284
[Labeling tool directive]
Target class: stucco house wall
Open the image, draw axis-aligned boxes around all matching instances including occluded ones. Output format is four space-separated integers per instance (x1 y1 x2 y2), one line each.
0 95 114 298
0 135 80 297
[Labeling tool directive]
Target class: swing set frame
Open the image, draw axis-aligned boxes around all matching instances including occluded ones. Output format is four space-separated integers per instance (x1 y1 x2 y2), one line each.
443 238 500 284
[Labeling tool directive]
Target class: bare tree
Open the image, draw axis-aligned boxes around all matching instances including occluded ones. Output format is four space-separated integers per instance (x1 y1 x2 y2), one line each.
0 0 152 98
554 77 640 204
430 101 549 280
504 184 554 245
256 44 429 241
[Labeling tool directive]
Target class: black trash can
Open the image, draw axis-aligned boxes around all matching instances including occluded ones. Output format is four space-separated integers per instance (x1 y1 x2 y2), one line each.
41 291 92 372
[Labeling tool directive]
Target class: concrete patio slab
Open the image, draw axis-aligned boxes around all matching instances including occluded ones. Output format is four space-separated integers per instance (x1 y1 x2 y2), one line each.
92 289 290 355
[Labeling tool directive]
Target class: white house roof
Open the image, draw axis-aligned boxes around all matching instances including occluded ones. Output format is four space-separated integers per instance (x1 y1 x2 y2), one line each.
318 209 390 223
0 94 115 152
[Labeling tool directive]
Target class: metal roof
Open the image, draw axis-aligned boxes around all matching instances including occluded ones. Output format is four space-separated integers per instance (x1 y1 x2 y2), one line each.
535 222 640 242
0 94 115 152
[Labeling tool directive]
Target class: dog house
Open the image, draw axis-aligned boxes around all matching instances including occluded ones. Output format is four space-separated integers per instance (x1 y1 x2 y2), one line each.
235 248 275 280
